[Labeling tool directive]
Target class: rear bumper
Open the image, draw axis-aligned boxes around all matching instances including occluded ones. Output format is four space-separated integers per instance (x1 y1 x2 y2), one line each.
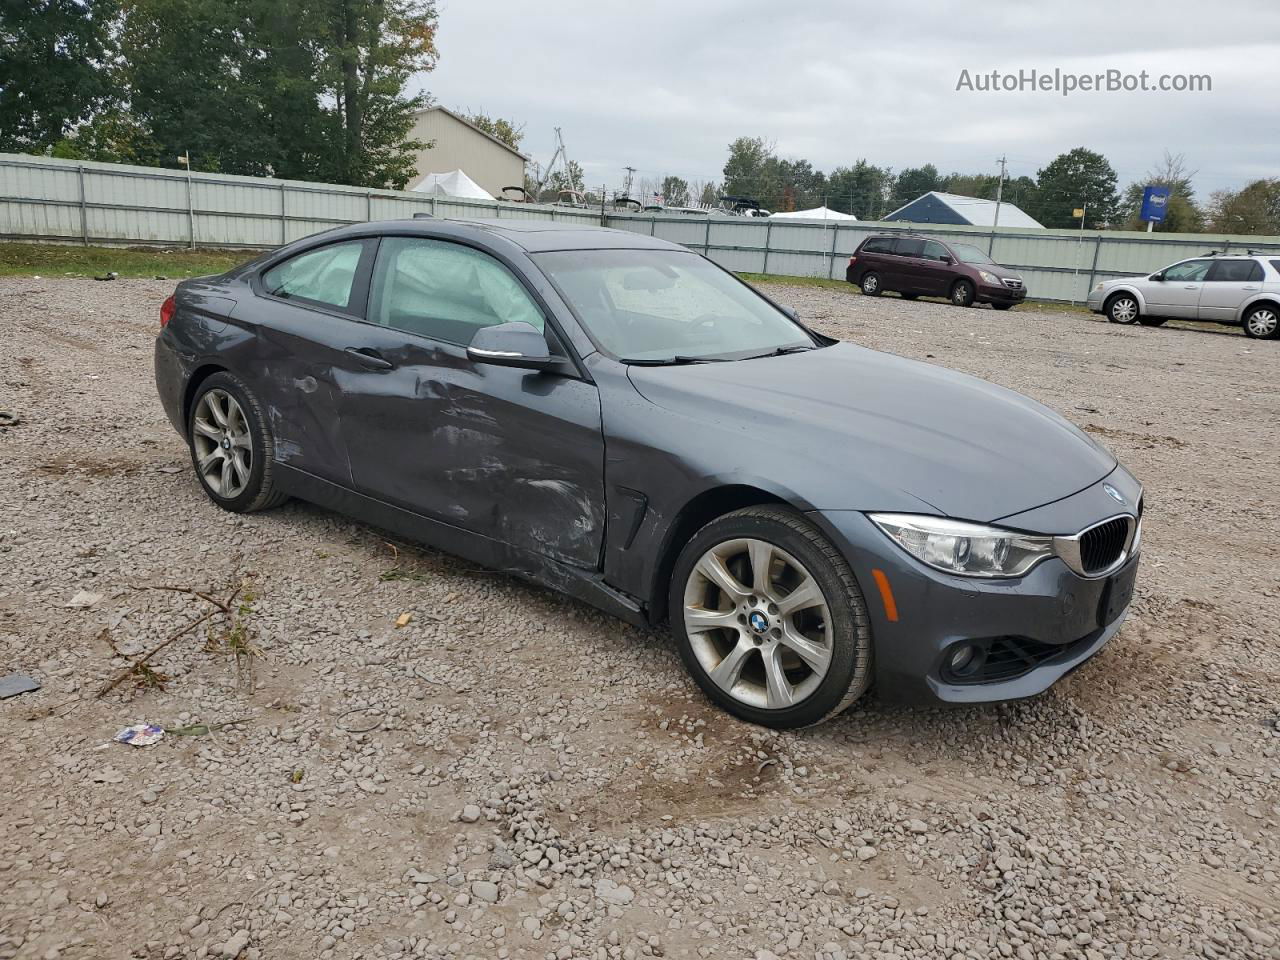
810 495 1139 706
154 334 188 437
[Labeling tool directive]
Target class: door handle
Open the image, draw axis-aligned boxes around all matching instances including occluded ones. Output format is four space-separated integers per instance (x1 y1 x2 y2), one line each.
344 347 394 370
1243 286 1260 291
1184 285 1198 290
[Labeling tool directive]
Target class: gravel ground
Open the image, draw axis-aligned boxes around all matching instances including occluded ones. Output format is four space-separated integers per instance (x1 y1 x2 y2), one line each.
1 276 1278 960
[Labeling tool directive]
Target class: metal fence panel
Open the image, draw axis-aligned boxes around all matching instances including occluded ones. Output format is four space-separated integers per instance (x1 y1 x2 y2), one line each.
5 153 1280 301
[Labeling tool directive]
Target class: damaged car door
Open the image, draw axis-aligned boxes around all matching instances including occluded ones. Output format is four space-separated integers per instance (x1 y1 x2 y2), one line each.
335 235 607 568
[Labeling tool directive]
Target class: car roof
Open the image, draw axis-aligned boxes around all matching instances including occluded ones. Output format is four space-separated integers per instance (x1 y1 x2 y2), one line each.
344 217 688 254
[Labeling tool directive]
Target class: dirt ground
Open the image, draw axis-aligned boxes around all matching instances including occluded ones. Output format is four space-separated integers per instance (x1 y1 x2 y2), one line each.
1 277 1278 960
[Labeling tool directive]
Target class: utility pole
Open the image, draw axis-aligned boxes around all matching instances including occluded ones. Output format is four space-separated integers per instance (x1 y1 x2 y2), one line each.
992 155 1007 228
623 166 636 199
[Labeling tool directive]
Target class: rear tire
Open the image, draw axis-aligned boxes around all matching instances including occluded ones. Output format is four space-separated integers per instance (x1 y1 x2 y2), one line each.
668 506 873 729
187 371 288 513
860 272 882 297
950 279 975 307
1105 293 1140 324
1242 304 1279 339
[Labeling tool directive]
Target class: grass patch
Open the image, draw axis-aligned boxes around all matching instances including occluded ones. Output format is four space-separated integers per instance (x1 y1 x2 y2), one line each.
738 272 851 293
0 242 255 279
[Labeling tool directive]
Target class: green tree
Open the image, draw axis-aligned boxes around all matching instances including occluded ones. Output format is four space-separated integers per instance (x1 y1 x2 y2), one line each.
1119 151 1203 233
888 164 942 211
115 0 290 175
942 172 1000 200
317 0 439 187
543 159 585 198
661 175 689 206
1207 179 1280 235
0 0 119 153
465 111 524 152
1032 147 1119 228
722 136 772 197
826 161 892 219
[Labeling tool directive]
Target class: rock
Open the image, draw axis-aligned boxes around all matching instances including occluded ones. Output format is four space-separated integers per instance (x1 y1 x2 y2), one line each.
907 818 928 834
856 846 878 861
472 881 499 903
594 879 635 906
220 929 250 958
459 804 482 823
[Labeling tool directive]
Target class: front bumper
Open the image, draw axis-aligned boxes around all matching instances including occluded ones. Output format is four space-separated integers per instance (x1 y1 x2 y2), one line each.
977 281 1026 305
1087 289 1106 313
810 476 1141 705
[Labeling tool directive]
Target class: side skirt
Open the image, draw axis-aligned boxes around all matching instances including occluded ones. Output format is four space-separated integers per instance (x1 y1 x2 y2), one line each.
275 464 648 627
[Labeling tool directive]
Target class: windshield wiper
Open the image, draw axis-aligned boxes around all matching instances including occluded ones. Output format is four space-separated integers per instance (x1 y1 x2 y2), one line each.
743 344 816 359
622 355 728 366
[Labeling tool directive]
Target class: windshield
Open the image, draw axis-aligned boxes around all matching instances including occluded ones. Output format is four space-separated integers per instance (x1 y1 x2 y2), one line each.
534 249 815 362
948 242 995 265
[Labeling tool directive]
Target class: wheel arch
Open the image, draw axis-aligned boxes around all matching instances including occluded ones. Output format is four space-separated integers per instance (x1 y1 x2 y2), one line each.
1104 285 1147 314
1237 296 1280 324
182 363 230 438
645 484 791 624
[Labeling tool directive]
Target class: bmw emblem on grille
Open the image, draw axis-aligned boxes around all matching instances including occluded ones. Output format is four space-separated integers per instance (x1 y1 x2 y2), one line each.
1102 483 1125 505
749 612 769 633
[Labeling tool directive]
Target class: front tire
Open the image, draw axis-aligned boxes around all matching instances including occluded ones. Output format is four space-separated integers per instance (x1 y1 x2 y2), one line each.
1243 304 1279 339
1106 293 1140 324
187 371 288 513
668 506 873 728
950 279 975 307
860 272 882 297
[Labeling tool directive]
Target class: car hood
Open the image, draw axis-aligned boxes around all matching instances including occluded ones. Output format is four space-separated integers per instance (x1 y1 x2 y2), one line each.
626 343 1116 523
980 263 1023 281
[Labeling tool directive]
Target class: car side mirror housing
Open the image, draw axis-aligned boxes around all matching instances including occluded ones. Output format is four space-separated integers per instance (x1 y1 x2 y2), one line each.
1150 272 1164 281
467 322 564 373
940 255 953 264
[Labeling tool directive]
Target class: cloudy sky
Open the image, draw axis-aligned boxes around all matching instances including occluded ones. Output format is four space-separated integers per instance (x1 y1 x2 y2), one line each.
417 0 1280 201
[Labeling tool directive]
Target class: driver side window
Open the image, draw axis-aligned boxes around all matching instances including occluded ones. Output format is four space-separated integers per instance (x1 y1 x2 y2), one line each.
367 237 545 346
1162 260 1212 282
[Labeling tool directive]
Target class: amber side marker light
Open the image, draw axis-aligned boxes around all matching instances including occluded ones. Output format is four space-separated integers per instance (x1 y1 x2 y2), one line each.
871 568 899 622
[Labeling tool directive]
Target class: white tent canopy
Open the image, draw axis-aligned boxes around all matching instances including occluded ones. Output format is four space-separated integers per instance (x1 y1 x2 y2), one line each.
769 206 857 221
411 169 494 201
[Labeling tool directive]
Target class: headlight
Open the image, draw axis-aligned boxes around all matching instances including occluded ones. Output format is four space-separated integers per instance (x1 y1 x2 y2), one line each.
978 270 1000 285
868 513 1054 578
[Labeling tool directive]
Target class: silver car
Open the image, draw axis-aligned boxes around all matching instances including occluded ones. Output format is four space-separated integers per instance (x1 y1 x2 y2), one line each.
1087 254 1280 340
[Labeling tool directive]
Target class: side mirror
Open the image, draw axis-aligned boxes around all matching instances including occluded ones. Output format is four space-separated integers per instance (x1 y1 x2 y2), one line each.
1150 272 1164 282
467 322 565 373
780 305 799 322
939 255 953 264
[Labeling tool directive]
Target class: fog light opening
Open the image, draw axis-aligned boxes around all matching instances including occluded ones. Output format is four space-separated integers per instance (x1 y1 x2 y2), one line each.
947 642 985 679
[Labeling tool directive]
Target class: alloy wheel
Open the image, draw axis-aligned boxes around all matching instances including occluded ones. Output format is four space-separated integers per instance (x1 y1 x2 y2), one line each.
682 538 833 710
861 274 879 294
192 388 252 499
1110 297 1138 323
1245 308 1277 338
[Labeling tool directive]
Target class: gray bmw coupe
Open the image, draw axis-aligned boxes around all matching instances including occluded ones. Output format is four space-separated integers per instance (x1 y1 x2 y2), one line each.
155 218 1142 728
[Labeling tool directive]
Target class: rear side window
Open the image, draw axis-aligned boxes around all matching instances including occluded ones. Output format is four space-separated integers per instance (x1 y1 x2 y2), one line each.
1207 260 1264 282
1271 260 1280 275
860 237 895 255
367 237 544 346
262 241 364 311
894 238 925 258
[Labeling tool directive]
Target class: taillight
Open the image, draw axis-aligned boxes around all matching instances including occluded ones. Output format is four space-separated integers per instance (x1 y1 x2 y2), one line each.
848 256 857 266
160 294 176 329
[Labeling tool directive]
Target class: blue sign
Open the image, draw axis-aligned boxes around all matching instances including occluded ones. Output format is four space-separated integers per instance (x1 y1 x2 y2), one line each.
1140 186 1171 223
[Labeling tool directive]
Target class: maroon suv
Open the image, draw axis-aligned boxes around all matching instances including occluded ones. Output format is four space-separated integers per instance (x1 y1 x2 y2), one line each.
846 234 1027 309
